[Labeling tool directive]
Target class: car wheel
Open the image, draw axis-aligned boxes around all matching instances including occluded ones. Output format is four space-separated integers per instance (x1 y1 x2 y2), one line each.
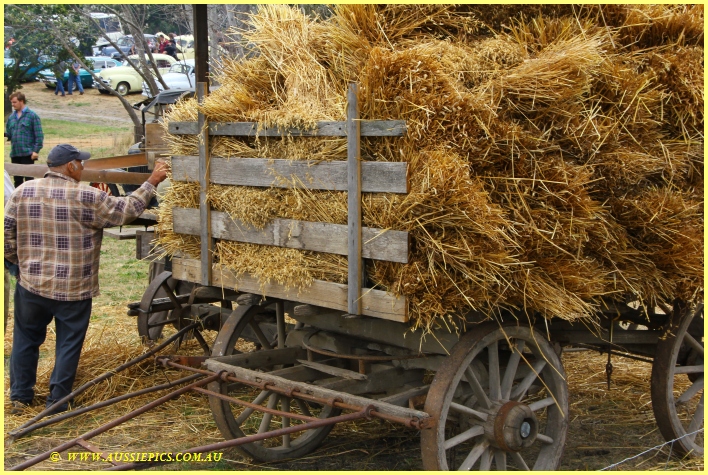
116 82 130 96
45 83 54 89
98 89 109 95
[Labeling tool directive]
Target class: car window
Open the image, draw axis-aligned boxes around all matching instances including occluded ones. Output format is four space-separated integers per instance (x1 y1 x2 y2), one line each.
169 64 191 74
156 59 172 68
107 61 116 68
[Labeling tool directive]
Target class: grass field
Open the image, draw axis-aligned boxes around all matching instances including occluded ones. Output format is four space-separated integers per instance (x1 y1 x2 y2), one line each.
3 117 133 164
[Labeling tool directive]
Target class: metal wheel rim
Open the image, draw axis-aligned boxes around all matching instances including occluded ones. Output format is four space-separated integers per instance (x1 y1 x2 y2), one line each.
208 305 339 462
137 271 179 342
116 82 129 95
651 304 704 456
421 322 568 470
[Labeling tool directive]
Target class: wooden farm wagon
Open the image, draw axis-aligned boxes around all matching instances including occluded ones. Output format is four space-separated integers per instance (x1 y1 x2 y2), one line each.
7 82 702 471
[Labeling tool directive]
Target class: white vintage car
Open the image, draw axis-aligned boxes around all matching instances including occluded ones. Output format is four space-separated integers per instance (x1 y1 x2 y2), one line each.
94 53 176 96
141 59 195 98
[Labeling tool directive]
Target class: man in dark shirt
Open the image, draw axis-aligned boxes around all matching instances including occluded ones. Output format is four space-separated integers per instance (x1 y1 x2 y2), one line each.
5 92 44 187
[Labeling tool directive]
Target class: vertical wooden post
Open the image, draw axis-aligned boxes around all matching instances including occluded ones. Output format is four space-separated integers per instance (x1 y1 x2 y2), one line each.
197 82 212 286
347 83 362 315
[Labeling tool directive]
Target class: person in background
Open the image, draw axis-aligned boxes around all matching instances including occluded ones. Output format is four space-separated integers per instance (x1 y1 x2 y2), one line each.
67 60 84 95
5 92 44 188
157 34 168 54
4 144 169 415
53 59 66 97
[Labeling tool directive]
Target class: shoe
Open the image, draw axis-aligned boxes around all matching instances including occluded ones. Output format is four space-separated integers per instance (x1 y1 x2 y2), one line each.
68 93 72 95
10 400 31 415
79 91 84 95
61 94 65 97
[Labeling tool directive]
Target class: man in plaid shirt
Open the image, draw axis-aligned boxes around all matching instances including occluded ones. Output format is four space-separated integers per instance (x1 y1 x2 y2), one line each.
4 144 168 414
5 92 44 188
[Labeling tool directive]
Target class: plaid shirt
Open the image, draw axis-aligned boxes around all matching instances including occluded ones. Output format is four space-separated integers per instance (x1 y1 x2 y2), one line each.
4 171 155 301
5 106 44 158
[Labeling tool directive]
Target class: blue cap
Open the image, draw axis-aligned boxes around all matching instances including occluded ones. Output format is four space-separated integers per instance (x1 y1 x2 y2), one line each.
47 144 91 167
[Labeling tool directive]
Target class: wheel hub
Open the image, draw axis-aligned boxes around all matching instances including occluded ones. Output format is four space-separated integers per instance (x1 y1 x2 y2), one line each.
487 401 539 452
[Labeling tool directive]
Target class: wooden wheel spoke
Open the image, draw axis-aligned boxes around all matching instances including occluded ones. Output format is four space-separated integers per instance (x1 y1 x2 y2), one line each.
488 341 501 401
478 448 492 471
528 396 556 413
510 450 530 470
458 440 490 471
685 394 704 442
464 367 492 410
684 333 704 356
249 320 274 350
235 390 272 425
282 397 291 448
193 328 211 355
501 340 525 400
677 377 704 404
443 425 484 450
536 433 554 444
295 398 312 418
449 402 488 421
674 364 704 374
159 281 180 308
257 394 279 436
494 450 507 470
511 359 547 401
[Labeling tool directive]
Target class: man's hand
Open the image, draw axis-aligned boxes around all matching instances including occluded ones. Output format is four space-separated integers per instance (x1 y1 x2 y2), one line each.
31 152 38 161
147 159 169 187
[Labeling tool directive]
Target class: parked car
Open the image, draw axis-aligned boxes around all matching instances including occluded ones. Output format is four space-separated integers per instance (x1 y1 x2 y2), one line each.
38 57 122 90
4 55 50 82
141 59 195 98
94 53 176 96
101 34 158 59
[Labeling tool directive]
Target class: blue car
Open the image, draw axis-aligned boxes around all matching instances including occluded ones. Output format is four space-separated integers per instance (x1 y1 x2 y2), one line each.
38 57 122 90
4 54 50 82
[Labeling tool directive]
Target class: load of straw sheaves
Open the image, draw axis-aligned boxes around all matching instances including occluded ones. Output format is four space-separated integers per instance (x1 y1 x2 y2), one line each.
158 5 703 333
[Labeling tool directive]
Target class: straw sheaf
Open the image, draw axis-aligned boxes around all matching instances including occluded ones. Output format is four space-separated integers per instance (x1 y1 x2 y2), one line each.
158 5 703 332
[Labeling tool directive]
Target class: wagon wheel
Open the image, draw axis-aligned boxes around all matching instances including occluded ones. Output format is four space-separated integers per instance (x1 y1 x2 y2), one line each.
208 304 340 462
421 322 569 470
137 271 220 355
651 303 704 456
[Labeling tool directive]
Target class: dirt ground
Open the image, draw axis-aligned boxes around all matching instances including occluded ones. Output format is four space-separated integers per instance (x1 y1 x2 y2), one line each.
15 80 137 127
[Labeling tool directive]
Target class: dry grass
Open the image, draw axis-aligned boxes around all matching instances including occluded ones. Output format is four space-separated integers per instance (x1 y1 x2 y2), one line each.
157 4 703 334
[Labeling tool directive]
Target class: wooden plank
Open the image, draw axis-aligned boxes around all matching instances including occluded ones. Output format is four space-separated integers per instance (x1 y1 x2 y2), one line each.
83 153 147 170
198 82 212 286
145 122 169 152
169 120 407 137
295 359 368 380
172 208 408 263
4 164 150 185
205 360 429 421
103 227 151 240
172 258 407 322
209 347 306 369
171 156 409 194
292 307 457 356
347 83 363 316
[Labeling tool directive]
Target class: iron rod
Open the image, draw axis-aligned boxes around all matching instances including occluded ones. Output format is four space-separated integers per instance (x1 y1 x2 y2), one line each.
9 321 203 438
9 373 202 440
8 374 221 471
106 407 373 470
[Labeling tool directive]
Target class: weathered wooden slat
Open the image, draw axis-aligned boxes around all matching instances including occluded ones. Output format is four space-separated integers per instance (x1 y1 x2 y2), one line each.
171 156 409 194
205 360 429 421
172 258 407 322
4 164 150 185
172 208 408 264
198 82 212 286
348 83 363 316
295 359 368 380
168 120 406 137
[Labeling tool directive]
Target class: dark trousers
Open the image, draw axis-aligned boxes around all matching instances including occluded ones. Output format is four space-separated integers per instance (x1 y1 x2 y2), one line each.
10 155 34 188
10 284 92 410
